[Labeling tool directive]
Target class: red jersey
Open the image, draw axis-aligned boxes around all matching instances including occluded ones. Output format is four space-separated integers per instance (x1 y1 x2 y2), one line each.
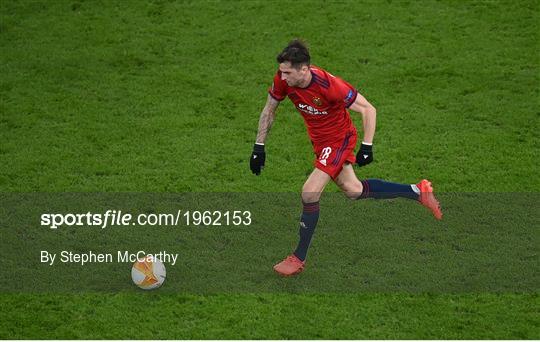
268 65 358 145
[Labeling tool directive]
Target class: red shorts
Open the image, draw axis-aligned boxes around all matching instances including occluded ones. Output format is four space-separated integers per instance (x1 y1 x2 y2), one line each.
313 132 357 179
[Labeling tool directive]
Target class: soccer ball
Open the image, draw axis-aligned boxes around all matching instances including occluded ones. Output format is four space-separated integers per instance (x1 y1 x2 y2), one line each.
131 256 166 290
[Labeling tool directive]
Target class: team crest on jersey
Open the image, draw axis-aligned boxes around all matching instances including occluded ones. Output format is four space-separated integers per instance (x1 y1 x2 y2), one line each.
313 97 323 106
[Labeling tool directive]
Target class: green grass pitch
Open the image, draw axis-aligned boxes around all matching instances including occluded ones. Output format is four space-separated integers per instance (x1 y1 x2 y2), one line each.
1 0 539 339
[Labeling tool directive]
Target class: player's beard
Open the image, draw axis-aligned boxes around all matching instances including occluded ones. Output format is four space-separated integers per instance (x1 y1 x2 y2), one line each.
287 79 299 87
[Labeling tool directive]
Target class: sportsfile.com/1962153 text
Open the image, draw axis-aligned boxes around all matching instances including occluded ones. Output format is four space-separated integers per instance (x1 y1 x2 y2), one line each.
40 210 252 229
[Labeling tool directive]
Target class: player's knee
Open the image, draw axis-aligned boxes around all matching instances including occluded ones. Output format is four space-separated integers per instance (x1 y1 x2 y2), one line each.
301 192 321 203
301 187 321 203
342 181 363 200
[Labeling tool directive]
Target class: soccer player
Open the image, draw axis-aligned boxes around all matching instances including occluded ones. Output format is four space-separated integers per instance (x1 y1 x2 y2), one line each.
250 39 442 276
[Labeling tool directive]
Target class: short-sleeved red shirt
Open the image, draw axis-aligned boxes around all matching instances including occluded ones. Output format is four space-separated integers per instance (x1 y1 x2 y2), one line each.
268 65 358 145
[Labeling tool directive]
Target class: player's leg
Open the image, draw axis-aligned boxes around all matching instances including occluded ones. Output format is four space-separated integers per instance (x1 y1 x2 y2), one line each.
273 168 331 276
335 164 419 200
301 167 332 203
333 163 364 199
296 167 331 258
334 164 442 219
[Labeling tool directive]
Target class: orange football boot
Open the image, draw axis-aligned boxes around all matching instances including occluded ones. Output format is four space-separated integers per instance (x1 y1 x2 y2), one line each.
417 179 443 220
273 254 305 276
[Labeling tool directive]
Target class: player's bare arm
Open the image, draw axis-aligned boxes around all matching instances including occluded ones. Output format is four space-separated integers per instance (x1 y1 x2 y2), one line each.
349 92 376 144
255 94 280 144
250 94 280 175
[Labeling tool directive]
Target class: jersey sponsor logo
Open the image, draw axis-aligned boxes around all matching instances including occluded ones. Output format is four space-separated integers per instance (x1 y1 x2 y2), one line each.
312 97 323 106
298 103 328 115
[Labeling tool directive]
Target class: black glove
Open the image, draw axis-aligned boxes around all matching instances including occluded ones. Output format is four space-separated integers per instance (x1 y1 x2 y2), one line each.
356 143 373 167
250 144 266 175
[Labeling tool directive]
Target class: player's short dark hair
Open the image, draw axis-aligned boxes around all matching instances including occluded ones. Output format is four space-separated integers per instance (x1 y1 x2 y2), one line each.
276 39 310 69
